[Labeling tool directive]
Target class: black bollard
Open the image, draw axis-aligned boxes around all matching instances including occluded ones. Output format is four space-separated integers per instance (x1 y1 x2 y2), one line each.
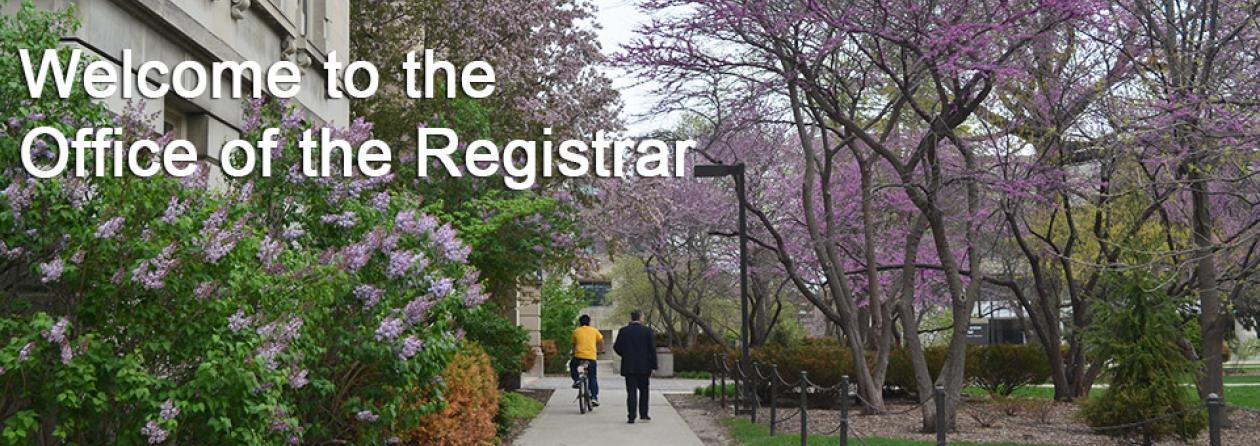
800 371 808 446
1208 393 1222 446
720 354 728 409
751 361 759 423
840 375 850 446
710 358 717 402
770 365 779 436
934 385 946 446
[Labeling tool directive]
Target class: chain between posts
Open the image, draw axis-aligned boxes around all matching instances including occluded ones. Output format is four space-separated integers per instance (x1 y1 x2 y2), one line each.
708 354 1231 446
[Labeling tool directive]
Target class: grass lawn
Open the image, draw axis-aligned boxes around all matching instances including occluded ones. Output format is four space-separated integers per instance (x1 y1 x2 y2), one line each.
960 386 1101 400
497 392 545 435
1225 386 1260 409
960 375 1259 401
1224 374 1260 384
722 418 1058 446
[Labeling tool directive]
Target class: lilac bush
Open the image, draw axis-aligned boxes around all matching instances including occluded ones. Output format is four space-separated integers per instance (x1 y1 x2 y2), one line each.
0 2 486 443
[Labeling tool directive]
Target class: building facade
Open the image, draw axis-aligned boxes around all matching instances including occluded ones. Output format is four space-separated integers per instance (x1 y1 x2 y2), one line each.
21 0 350 178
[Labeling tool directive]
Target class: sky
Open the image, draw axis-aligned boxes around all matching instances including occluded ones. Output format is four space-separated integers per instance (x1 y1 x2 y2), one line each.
592 0 679 136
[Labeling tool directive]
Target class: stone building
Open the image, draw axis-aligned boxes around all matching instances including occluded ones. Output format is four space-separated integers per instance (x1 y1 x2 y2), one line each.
21 0 350 177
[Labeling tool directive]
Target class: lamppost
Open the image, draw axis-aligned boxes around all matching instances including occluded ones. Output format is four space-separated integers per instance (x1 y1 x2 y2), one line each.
694 163 752 416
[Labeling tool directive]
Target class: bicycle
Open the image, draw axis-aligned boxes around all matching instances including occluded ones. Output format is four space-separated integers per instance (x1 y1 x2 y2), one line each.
576 361 593 414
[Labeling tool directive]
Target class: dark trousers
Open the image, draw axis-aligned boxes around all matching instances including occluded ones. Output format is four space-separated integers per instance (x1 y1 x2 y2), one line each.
624 373 651 420
569 358 598 399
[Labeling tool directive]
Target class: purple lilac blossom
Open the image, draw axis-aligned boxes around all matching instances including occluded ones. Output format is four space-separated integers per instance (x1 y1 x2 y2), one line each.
289 368 309 389
281 226 306 240
431 227 470 261
178 163 208 189
202 208 228 232
43 318 69 343
353 285 384 308
228 309 252 333
386 250 422 279
355 410 379 422
203 219 247 264
95 216 125 239
161 197 187 223
59 342 73 364
320 211 358 228
339 242 373 273
371 192 391 211
17 341 34 361
398 335 423 360
403 297 433 324
141 420 168 444
194 281 217 299
159 400 180 420
429 277 454 298
236 181 255 203
133 242 179 289
257 235 283 267
375 316 405 341
256 342 284 370
1 178 34 217
464 283 488 307
394 210 438 235
39 257 65 283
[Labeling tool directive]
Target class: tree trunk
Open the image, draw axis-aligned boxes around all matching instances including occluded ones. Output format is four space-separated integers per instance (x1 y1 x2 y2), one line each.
1191 171 1225 402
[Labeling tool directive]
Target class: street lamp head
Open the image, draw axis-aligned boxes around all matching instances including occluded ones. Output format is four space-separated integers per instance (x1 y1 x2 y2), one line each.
693 163 743 178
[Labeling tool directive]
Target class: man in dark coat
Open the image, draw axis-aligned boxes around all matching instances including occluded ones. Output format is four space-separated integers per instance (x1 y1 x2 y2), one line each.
613 310 657 424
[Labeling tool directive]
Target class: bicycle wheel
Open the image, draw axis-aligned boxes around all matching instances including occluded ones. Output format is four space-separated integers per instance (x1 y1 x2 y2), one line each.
582 382 593 412
578 379 589 414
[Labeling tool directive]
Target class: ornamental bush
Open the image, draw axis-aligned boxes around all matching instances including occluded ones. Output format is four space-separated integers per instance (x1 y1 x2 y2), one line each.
0 2 486 443
401 343 499 446
672 341 734 373
968 344 1052 396
886 345 950 396
750 338 853 391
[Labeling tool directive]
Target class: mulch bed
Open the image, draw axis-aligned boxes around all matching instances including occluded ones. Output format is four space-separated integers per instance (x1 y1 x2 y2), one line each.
678 393 1260 445
666 393 737 446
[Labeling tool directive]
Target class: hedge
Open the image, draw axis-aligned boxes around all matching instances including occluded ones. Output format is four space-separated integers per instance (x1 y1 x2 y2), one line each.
680 338 1052 399
673 342 734 373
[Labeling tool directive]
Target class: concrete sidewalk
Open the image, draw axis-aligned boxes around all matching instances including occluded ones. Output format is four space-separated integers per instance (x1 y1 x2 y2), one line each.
513 388 705 446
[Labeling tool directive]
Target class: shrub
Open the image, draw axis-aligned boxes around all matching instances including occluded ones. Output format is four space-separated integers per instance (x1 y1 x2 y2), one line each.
886 345 950 395
403 343 500 446
461 308 530 388
969 344 1052 396
673 341 733 373
750 338 853 390
1079 272 1205 446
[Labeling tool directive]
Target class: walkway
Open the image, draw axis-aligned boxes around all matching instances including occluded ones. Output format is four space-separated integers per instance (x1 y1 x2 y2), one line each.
516 366 708 446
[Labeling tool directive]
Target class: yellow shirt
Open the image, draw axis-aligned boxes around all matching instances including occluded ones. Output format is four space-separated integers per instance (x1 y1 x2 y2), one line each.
572 325 603 360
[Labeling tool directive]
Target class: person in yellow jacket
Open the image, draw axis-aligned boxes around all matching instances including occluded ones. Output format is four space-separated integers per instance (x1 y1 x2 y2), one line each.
570 314 604 405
